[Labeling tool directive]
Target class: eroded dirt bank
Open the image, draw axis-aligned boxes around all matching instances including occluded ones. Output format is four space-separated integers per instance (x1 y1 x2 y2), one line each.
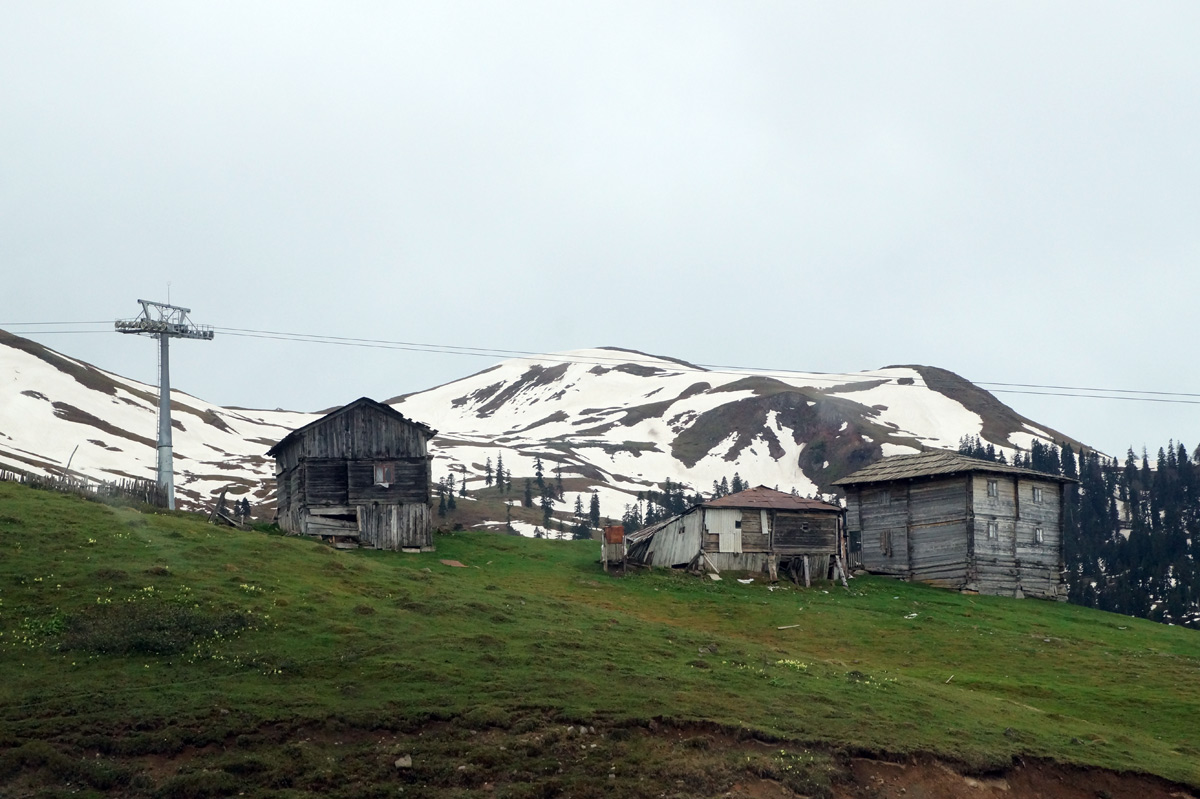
830 756 1196 799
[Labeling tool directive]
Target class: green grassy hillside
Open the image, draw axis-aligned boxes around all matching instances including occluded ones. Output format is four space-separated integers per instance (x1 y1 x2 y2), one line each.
1 481 1197 797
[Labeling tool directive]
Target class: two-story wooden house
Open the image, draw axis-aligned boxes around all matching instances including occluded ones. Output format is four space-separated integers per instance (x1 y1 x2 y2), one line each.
833 450 1073 599
267 397 436 551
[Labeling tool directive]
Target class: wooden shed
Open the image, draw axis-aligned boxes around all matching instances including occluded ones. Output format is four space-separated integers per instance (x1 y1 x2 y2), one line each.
267 397 437 551
624 486 845 581
833 450 1073 599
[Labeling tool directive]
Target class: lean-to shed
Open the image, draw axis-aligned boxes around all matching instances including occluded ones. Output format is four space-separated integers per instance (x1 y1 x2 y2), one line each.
833 449 1073 599
624 486 844 579
267 397 437 551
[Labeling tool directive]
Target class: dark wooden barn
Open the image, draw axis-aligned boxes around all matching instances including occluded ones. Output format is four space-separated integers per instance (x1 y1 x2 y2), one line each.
267 397 437 551
624 486 845 581
833 449 1074 599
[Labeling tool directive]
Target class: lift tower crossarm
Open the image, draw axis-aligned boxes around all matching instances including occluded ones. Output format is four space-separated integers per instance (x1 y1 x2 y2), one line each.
115 300 214 510
114 299 214 339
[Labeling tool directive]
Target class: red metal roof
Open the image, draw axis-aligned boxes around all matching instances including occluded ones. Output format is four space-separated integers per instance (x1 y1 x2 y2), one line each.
702 485 841 512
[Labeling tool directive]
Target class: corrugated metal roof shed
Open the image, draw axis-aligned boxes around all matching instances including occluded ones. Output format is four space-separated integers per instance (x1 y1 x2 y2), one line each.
703 485 841 512
832 449 1076 487
623 515 678 545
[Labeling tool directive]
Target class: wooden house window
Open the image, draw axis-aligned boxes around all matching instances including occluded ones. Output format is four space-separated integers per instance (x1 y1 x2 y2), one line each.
987 480 998 498
1032 486 1044 503
373 462 396 487
1034 527 1044 544
987 520 998 539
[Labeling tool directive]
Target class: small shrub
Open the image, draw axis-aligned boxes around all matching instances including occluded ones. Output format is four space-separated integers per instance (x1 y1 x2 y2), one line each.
462 706 513 729
154 768 239 799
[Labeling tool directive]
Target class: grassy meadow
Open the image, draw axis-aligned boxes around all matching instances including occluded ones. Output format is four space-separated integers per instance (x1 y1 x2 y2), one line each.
1 480 1198 797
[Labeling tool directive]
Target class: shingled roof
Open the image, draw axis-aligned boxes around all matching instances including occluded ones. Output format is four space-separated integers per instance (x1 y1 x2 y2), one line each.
266 396 437 457
703 485 841 512
831 449 1076 487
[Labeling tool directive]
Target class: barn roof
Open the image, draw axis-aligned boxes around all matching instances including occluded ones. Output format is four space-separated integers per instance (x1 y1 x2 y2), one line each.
266 397 437 457
832 449 1075 487
703 485 842 512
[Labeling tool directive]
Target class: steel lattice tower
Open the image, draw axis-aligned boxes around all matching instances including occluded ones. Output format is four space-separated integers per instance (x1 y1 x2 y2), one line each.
115 300 213 509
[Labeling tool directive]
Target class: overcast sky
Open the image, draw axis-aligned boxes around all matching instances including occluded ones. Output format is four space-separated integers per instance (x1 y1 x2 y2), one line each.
2 2 1197 458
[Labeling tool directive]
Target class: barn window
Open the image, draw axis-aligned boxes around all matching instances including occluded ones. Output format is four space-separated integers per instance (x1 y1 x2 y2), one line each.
1032 486 1044 503
734 519 741 528
373 462 395 487
987 480 998 498
987 520 998 539
1034 527 1044 544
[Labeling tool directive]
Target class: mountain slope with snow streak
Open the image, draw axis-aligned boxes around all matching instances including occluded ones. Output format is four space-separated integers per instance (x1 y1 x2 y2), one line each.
0 334 1085 516
389 347 1085 508
0 330 313 507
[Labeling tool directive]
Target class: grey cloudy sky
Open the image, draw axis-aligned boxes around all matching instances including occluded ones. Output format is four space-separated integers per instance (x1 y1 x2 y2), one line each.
2 2 1197 458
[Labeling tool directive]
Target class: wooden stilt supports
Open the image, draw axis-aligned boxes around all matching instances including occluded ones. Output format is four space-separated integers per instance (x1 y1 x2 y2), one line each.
834 554 850 587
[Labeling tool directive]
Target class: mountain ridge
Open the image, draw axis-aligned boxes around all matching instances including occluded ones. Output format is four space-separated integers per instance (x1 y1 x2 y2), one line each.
0 331 1086 519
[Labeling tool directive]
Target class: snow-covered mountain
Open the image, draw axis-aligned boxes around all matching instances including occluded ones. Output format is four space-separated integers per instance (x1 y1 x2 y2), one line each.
0 332 1084 516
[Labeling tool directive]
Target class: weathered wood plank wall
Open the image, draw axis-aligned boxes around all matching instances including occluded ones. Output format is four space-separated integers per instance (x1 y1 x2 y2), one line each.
971 475 1063 598
906 478 970 588
856 486 909 575
773 511 838 554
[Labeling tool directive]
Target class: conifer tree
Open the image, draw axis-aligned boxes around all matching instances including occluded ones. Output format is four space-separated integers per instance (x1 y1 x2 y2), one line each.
485 457 493 487
523 479 534 508
589 491 601 528
621 502 642 531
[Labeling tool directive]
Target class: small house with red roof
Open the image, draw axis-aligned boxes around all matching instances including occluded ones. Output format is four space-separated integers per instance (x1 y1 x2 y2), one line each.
624 486 844 580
